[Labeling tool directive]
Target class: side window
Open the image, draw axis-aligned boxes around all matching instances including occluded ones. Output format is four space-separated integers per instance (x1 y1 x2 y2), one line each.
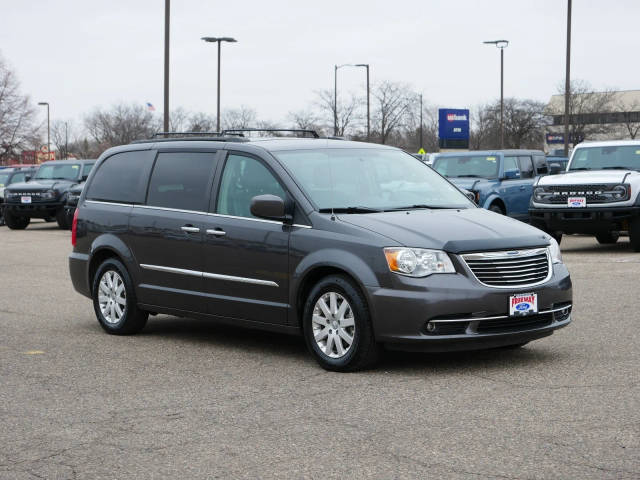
503 156 519 175
11 173 25 184
216 154 286 219
85 150 155 203
518 156 534 179
82 163 95 178
147 152 217 212
533 155 548 175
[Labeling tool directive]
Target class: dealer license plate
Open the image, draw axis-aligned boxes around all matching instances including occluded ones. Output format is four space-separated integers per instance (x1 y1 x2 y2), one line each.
567 196 586 208
21 196 32 204
509 293 538 317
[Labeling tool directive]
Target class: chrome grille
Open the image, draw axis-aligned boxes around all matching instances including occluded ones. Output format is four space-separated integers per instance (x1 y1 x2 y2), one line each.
461 248 551 288
543 184 625 204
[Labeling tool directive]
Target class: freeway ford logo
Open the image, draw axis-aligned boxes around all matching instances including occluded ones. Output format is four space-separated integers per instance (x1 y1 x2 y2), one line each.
567 196 586 208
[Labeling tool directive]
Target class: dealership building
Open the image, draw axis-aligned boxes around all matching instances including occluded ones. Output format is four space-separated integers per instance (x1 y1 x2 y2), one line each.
544 89 640 152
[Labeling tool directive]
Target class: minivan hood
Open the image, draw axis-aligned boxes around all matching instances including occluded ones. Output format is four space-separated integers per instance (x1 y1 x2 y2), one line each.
339 208 549 253
538 170 638 186
6 179 74 192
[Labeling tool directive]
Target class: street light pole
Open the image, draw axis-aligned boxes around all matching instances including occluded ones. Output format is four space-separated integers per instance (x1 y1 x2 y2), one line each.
38 102 50 159
163 0 170 133
419 94 423 150
201 36 238 132
564 0 572 156
484 40 509 149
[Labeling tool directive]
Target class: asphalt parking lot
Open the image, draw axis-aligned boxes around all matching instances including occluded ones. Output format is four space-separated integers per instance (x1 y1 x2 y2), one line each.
1 221 639 479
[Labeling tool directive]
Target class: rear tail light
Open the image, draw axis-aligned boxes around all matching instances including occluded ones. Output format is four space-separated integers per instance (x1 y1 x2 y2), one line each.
71 208 79 246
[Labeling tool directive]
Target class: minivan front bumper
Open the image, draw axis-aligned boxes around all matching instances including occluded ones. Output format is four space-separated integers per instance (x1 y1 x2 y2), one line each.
366 264 572 351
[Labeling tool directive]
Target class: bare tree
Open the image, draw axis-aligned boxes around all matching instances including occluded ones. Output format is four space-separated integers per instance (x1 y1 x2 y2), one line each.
187 112 216 132
372 81 410 144
0 54 41 164
616 98 640 140
503 98 547 148
402 97 439 152
315 89 359 137
169 107 190 132
84 103 158 151
469 104 496 150
222 106 257 130
51 120 74 160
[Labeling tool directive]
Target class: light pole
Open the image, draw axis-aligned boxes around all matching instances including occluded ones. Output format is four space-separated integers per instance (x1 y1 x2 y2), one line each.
419 93 423 151
201 36 238 132
483 39 509 149
38 102 50 159
564 0 572 156
164 0 170 133
334 63 369 138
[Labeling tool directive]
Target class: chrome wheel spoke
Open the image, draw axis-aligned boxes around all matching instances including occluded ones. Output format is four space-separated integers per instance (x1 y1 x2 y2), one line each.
338 328 353 346
336 299 349 320
317 298 331 318
312 314 328 327
314 326 330 341
115 295 126 306
334 335 346 356
325 333 335 355
329 292 338 315
340 316 355 328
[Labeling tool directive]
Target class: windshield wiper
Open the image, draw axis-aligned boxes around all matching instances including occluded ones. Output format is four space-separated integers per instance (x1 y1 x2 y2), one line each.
388 204 454 211
568 168 589 171
602 166 630 170
455 174 482 178
318 206 382 214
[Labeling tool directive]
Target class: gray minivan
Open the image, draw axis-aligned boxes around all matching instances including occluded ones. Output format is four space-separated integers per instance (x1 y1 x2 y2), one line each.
69 136 572 371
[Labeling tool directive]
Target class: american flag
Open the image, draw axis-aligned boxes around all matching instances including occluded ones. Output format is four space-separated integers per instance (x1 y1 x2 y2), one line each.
146 102 156 111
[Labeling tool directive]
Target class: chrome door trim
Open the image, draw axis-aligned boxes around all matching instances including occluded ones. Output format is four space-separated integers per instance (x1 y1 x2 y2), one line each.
139 263 279 287
85 200 134 208
134 204 209 216
202 271 278 287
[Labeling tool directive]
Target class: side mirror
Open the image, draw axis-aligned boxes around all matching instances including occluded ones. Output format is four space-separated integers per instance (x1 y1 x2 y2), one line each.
250 194 289 222
461 189 477 204
548 163 563 175
503 169 520 180
25 174 32 182
82 174 89 182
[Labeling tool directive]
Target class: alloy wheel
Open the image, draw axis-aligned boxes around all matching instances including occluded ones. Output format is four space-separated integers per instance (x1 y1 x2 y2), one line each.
98 270 126 324
312 292 355 359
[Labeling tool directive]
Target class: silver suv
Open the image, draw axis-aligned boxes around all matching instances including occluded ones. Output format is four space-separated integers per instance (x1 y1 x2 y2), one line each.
529 140 640 250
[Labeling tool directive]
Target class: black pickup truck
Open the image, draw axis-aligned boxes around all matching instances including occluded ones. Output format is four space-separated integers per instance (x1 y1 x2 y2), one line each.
2 159 95 230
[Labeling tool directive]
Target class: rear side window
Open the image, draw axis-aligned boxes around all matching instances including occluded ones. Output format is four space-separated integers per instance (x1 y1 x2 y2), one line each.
533 155 548 174
503 156 519 173
518 156 534 178
82 163 95 177
85 150 155 203
147 152 217 212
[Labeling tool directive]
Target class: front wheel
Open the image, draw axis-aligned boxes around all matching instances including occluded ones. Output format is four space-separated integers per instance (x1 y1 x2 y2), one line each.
302 275 380 372
489 203 505 215
92 258 148 335
630 218 640 252
596 231 619 244
4 210 30 230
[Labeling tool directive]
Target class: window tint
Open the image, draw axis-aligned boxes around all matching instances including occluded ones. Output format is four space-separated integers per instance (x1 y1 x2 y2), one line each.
518 156 534 178
533 155 548 174
147 152 217 211
503 156 519 173
86 150 155 203
217 154 286 218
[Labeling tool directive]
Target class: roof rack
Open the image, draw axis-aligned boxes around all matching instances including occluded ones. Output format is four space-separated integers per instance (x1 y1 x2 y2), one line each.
131 131 249 144
221 128 320 139
151 131 223 138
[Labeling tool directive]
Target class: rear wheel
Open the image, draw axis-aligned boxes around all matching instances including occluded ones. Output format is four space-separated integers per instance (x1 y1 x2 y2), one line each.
630 218 640 252
4 210 30 230
92 258 148 335
595 231 619 244
302 275 380 372
55 208 69 229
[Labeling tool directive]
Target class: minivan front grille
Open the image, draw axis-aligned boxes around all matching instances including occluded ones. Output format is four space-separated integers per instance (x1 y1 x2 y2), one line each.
461 248 551 288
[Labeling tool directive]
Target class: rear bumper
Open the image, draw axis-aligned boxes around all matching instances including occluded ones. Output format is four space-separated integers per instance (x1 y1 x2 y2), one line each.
529 206 640 234
366 264 572 352
69 252 91 298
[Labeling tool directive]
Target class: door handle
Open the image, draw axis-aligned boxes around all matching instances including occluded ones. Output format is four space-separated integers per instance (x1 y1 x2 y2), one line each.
206 229 226 237
181 226 200 233
520 186 526 190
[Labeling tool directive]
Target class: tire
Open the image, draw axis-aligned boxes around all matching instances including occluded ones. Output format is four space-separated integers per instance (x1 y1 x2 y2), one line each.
4 210 30 230
550 231 563 245
489 203 505 215
302 275 380 372
92 258 148 335
44 216 55 223
56 208 69 229
595 231 619 244
630 218 640 252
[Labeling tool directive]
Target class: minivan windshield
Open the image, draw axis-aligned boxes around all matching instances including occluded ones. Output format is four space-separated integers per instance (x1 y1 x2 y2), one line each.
35 163 81 180
569 145 640 171
432 155 500 179
274 148 471 211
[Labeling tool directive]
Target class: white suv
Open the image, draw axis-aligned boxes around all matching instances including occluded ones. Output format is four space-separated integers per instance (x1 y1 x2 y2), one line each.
529 140 640 251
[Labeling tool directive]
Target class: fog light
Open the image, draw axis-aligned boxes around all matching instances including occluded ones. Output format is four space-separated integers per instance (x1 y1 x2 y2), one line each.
426 322 436 333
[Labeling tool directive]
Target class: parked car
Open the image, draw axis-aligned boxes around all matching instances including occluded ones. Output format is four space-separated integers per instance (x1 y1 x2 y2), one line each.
530 140 640 250
63 183 84 229
546 153 569 172
432 150 549 221
69 136 571 372
0 167 37 226
2 159 95 230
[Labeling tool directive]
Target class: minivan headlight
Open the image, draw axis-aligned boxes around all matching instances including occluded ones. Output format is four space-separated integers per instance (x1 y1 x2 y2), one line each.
384 248 455 277
548 237 562 264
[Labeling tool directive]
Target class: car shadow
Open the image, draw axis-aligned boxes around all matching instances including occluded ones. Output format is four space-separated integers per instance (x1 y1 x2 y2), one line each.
137 315 564 374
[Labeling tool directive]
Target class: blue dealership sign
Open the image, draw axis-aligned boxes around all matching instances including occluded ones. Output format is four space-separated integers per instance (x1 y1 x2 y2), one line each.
438 108 470 140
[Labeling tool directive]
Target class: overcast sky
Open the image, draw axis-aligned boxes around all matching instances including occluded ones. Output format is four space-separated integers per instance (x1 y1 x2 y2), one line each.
2 0 639 127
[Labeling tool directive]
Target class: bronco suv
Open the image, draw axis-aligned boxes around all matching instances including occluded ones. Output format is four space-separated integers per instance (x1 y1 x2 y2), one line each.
432 150 549 221
69 134 572 371
529 140 640 250
3 159 95 230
